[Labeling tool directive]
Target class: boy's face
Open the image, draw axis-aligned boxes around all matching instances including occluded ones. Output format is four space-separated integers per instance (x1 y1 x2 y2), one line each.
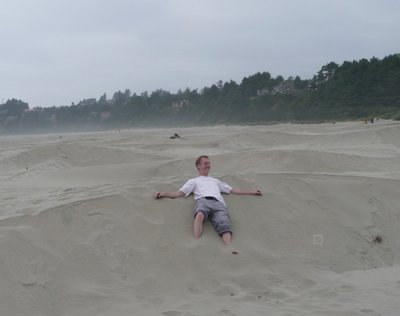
197 157 211 175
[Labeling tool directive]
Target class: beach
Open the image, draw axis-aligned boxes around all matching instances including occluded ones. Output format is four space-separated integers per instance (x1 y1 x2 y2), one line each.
1 120 400 316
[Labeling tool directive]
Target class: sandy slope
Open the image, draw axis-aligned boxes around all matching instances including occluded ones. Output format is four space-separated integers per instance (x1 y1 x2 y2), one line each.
1 120 400 316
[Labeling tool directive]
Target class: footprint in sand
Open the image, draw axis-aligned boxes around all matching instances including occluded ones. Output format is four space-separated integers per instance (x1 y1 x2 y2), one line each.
360 309 381 316
219 309 239 316
162 311 182 316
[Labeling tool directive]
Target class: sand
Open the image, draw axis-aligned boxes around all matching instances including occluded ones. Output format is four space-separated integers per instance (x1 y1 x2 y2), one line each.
1 120 400 316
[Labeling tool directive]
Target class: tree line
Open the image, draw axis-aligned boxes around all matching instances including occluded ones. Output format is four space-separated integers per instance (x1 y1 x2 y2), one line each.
1 54 399 134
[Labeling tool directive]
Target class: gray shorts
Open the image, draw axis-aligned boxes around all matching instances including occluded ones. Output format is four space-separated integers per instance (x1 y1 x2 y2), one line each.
194 197 231 236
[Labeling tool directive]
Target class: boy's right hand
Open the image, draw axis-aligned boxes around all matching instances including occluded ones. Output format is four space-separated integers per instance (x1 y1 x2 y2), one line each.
155 192 163 199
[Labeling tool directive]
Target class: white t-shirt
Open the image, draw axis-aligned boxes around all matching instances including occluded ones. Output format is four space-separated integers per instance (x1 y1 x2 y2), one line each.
179 176 233 206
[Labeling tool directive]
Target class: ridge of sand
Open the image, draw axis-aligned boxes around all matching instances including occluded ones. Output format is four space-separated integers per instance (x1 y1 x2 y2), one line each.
1 120 400 316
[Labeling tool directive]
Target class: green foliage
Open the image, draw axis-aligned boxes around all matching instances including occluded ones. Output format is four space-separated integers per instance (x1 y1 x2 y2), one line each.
1 54 400 134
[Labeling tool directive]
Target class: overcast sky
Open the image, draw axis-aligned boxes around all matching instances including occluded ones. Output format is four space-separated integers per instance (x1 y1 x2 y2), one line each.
1 0 399 108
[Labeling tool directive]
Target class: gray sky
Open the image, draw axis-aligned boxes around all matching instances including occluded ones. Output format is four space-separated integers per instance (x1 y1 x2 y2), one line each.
1 0 399 108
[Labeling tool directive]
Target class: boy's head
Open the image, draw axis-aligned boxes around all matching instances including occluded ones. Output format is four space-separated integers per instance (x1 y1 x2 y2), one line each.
195 155 210 176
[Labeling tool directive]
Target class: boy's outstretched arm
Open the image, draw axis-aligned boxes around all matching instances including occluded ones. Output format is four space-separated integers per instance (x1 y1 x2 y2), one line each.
230 189 262 196
155 190 185 199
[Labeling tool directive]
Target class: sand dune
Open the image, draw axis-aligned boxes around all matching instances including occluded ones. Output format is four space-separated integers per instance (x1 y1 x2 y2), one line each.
1 120 400 316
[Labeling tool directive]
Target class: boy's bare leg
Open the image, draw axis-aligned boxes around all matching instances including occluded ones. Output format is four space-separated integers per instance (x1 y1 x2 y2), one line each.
222 232 239 254
193 212 205 239
222 232 232 245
